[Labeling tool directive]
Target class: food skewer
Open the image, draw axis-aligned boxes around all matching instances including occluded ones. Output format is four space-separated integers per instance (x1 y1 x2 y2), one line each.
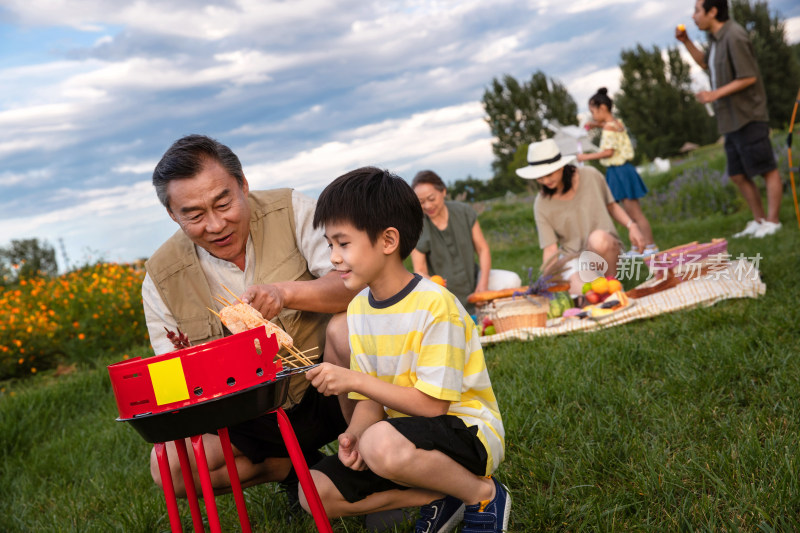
205 307 303 367
206 305 315 367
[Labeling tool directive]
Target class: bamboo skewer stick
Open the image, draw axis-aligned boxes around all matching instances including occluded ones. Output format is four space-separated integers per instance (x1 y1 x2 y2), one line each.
221 284 246 305
285 345 313 365
214 295 232 307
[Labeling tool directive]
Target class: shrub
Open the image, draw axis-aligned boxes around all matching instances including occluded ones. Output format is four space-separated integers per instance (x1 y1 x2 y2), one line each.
0 261 148 380
641 163 742 222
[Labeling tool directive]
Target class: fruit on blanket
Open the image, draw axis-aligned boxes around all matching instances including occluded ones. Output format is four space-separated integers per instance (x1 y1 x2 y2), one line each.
585 290 600 304
582 282 592 294
607 279 622 294
547 291 573 319
430 275 446 287
562 307 582 318
590 277 609 295
483 325 496 336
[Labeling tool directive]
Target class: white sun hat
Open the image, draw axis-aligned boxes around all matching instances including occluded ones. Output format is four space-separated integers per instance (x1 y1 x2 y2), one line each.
515 138 576 180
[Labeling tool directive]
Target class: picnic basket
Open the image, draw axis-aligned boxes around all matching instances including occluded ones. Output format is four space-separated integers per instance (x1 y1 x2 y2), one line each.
485 295 549 332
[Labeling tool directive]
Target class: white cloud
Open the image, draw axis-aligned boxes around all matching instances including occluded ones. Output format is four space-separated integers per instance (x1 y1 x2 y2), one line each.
474 36 521 64
632 1 673 20
0 168 54 187
244 102 492 191
565 65 622 113
786 16 800 44
112 162 156 175
563 0 638 14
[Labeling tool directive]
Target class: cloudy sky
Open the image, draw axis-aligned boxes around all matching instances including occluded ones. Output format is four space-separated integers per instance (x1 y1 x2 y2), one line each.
1 0 799 269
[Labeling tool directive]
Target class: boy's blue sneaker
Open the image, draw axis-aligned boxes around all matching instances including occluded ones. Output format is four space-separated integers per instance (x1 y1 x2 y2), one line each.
415 495 464 533
462 477 511 532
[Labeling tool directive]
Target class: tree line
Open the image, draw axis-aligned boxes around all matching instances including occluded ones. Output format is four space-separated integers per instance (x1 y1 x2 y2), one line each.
0 239 59 286
449 0 800 201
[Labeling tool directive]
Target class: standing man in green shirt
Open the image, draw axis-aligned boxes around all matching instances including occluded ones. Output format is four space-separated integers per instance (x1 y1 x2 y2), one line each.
677 0 782 239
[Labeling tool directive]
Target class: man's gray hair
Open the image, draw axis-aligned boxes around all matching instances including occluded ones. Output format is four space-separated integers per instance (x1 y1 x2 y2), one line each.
152 134 245 209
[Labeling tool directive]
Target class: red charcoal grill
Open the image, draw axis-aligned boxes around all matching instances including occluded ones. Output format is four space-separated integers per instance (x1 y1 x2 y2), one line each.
108 327 332 533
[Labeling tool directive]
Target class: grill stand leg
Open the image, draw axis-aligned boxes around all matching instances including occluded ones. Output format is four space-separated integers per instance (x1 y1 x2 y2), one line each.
218 427 252 533
154 442 183 533
174 439 205 533
191 435 222 533
275 407 333 533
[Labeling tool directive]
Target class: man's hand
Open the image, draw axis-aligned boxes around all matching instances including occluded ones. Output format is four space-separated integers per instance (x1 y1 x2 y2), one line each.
338 432 366 471
696 90 716 104
241 284 286 320
675 25 689 43
306 362 358 396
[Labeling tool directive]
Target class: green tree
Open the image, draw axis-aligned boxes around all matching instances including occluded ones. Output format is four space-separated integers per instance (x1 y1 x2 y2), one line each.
0 238 59 283
446 175 491 202
616 44 718 161
482 72 578 193
732 0 800 129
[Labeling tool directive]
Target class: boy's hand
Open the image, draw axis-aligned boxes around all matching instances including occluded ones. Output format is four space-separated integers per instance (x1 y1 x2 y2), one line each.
306 362 357 396
338 432 366 471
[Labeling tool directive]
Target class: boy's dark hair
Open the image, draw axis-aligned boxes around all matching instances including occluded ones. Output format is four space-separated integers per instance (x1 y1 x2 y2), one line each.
538 164 577 199
313 166 423 259
152 134 245 209
702 0 729 22
588 87 613 112
411 170 446 192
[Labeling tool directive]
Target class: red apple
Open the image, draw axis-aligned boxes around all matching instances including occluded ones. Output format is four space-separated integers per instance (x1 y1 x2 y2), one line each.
585 290 600 304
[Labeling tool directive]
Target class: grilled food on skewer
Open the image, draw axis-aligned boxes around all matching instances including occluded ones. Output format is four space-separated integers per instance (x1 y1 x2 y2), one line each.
219 302 294 348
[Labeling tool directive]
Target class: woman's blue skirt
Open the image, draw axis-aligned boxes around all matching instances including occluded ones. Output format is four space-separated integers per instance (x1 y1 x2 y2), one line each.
606 162 648 201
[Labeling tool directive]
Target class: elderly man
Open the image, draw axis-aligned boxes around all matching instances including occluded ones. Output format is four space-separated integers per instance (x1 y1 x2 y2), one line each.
142 134 359 502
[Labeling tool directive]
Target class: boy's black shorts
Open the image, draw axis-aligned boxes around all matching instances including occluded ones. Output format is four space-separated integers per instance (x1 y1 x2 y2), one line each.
724 121 777 179
227 385 347 464
312 415 488 504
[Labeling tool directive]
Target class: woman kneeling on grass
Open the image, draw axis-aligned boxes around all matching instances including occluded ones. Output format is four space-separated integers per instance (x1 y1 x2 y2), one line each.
518 139 646 295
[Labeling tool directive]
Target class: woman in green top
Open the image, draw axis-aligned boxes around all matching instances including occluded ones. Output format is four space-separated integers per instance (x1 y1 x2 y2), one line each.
410 170 521 312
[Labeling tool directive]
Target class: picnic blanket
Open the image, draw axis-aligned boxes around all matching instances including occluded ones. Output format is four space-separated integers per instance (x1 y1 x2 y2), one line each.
479 258 765 344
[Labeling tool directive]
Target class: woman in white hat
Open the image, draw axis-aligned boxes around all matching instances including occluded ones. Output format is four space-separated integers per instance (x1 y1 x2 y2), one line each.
517 138 645 293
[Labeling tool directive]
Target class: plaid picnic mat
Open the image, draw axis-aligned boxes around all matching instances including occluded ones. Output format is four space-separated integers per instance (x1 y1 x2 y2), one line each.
479 259 765 344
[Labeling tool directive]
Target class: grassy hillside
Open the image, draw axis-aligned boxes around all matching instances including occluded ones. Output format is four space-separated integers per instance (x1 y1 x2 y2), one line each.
2 139 799 531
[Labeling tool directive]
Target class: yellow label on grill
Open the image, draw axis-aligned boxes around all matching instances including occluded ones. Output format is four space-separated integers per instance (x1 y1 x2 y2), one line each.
147 358 190 406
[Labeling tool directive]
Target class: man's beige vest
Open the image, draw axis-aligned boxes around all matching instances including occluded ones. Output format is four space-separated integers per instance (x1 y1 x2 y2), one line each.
145 189 330 406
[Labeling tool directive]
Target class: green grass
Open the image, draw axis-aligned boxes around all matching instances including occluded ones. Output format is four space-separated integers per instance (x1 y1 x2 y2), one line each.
2 143 800 531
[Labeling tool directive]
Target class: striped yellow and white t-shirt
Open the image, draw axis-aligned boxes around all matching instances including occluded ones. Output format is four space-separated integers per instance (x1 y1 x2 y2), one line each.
347 275 505 474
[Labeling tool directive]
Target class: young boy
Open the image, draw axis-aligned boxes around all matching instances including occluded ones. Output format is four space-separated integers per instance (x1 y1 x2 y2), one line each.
302 167 510 533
